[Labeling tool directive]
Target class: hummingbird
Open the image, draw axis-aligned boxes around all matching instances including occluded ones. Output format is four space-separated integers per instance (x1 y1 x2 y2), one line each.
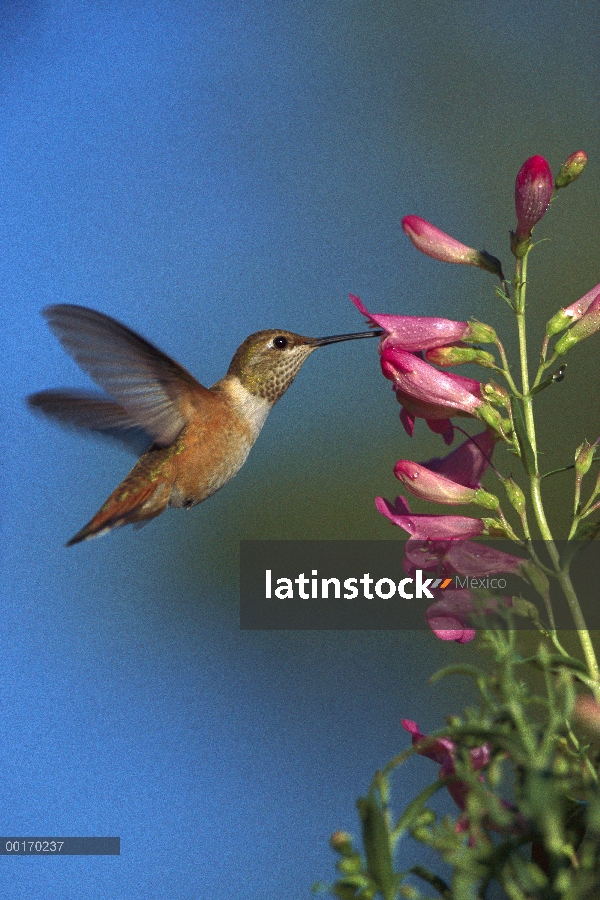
28 304 381 545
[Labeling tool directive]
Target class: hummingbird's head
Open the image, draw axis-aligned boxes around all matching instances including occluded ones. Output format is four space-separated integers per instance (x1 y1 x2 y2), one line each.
227 328 382 404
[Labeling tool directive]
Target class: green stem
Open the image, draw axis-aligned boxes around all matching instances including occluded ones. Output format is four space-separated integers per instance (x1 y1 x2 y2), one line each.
494 337 519 395
515 252 600 688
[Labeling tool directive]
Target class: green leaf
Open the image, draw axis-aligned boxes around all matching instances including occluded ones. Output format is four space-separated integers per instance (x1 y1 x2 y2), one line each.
357 790 396 899
391 780 447 844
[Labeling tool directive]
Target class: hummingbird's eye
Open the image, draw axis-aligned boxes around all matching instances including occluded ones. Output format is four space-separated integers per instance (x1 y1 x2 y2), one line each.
273 336 288 349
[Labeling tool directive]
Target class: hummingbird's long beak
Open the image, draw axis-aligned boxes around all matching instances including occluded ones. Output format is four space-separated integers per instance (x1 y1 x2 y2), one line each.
312 329 384 347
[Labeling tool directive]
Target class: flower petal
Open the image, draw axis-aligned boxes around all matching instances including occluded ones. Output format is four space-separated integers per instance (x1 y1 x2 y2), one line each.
375 496 485 540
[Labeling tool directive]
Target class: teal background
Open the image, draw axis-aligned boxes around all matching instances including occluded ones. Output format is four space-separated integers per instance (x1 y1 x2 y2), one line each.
2 2 599 897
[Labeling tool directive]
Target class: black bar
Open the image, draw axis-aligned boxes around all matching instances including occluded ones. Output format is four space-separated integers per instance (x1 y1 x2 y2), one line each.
0 838 120 855
239 540 600 631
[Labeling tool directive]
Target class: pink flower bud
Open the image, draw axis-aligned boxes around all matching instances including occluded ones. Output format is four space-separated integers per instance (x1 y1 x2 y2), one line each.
375 495 485 540
514 155 553 241
554 293 600 355
555 150 587 189
402 216 503 277
547 282 600 336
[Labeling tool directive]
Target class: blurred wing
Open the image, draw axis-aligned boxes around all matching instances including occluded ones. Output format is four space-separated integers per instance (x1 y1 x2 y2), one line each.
27 389 153 455
42 304 210 446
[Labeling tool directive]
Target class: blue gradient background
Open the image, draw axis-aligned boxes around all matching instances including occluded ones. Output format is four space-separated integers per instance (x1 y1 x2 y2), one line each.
2 3 599 898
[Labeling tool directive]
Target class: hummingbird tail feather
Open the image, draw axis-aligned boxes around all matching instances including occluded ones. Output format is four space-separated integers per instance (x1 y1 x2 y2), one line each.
66 481 169 546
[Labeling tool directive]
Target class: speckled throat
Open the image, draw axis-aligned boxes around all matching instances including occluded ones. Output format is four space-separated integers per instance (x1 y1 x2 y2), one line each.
225 327 382 404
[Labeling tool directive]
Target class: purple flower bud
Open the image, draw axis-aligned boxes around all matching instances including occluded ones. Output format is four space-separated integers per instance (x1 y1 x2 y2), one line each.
514 155 553 241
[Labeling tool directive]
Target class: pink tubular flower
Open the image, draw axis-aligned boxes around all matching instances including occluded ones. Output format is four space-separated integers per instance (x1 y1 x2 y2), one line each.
402 719 528 838
401 718 491 809
426 590 478 643
393 460 498 509
350 295 496 352
514 155 553 241
426 590 513 644
381 346 485 418
403 539 529 580
421 429 497 489
401 539 528 643
546 282 600 336
350 294 470 351
402 217 503 278
375 495 485 540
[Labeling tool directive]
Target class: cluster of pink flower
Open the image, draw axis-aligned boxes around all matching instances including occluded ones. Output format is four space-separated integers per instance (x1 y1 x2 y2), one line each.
349 290 524 643
355 153 599 644
359 150 599 843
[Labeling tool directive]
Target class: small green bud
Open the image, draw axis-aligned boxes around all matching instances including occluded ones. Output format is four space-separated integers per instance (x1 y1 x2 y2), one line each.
473 488 500 510
338 857 364 876
521 561 550 602
503 477 526 516
511 594 540 621
482 380 510 406
425 346 497 368
414 809 436 827
546 308 573 337
554 293 600 355
575 441 596 479
481 518 512 538
554 150 588 189
330 831 354 855
552 756 570 776
476 402 505 434
466 319 497 344
411 827 432 842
